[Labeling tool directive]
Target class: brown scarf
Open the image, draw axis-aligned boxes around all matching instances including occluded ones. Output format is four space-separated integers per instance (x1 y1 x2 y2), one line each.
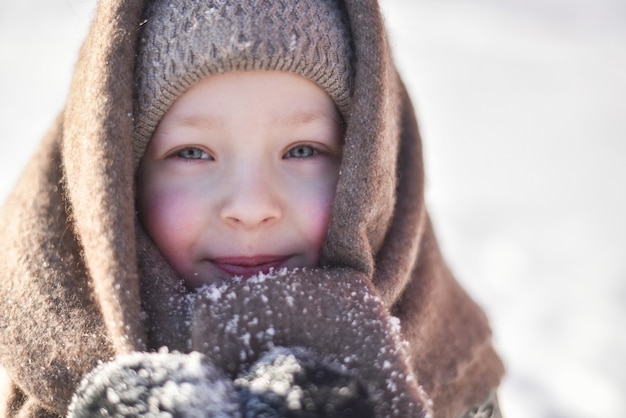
0 0 504 417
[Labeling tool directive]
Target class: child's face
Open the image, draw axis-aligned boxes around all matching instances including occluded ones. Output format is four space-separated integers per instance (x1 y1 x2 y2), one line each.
137 71 342 289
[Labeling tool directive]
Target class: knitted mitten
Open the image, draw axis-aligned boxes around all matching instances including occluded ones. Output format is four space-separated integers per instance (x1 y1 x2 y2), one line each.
235 346 374 418
67 351 240 418
191 269 433 417
68 347 373 417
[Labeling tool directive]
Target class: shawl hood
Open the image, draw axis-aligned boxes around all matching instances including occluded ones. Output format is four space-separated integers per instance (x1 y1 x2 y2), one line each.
0 0 504 417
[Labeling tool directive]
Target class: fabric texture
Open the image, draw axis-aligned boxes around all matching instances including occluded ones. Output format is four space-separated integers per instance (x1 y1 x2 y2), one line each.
68 346 376 417
67 351 240 417
0 0 505 417
234 346 374 417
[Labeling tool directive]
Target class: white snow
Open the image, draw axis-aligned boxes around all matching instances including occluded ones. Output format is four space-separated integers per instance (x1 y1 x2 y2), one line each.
2 1 625 417
202 285 227 302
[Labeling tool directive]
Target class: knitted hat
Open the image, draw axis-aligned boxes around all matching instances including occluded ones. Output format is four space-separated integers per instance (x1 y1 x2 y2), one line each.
134 0 354 162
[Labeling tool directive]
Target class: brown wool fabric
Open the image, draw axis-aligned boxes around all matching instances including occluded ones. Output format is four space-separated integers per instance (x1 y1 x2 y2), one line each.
134 0 354 163
0 1 504 417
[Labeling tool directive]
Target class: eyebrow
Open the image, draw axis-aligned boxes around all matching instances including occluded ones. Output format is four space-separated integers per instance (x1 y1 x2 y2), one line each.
175 113 225 130
169 109 342 131
272 110 343 129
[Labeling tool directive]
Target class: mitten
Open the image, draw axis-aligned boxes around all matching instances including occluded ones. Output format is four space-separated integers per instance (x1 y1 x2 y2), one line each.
235 346 374 418
190 268 433 417
67 350 240 417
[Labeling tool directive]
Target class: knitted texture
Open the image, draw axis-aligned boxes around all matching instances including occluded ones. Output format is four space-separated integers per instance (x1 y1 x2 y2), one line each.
134 0 354 162
67 351 240 418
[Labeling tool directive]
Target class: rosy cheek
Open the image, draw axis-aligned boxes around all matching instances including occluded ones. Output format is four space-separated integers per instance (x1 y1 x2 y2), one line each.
139 185 196 273
295 180 337 262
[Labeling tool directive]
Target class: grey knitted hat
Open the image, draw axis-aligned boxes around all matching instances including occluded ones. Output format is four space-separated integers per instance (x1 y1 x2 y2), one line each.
134 0 354 161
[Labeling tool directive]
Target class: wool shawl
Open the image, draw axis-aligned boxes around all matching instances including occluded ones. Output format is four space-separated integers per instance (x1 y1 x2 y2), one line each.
0 0 504 416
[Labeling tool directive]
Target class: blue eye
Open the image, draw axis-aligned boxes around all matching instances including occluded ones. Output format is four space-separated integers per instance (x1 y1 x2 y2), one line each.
177 148 211 160
285 145 317 159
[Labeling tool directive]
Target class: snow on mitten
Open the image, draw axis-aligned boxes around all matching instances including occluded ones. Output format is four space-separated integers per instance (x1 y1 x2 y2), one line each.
190 268 433 417
235 346 374 418
67 350 241 417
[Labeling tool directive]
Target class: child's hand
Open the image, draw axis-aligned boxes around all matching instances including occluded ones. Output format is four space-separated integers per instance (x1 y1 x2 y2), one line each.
235 346 374 418
67 347 374 418
67 350 240 417
191 268 433 418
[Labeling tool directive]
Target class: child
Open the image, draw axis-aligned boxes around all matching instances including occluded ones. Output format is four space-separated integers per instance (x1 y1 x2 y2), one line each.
0 0 504 417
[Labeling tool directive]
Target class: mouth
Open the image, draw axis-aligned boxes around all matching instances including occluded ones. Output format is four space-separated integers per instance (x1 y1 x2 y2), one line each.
211 255 288 278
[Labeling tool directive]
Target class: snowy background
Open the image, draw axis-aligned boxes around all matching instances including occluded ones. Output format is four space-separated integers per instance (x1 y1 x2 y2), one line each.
1 1 625 417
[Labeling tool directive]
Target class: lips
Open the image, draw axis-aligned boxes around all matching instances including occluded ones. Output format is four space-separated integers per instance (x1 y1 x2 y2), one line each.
211 256 288 278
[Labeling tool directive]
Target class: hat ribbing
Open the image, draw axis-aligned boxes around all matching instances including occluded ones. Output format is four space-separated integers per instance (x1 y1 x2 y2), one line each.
134 0 354 161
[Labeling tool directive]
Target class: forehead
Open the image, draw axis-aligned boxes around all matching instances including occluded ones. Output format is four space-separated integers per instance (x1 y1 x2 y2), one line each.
161 71 342 126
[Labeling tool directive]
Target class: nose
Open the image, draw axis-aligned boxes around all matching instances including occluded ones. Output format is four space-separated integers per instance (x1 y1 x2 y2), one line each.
219 165 282 229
